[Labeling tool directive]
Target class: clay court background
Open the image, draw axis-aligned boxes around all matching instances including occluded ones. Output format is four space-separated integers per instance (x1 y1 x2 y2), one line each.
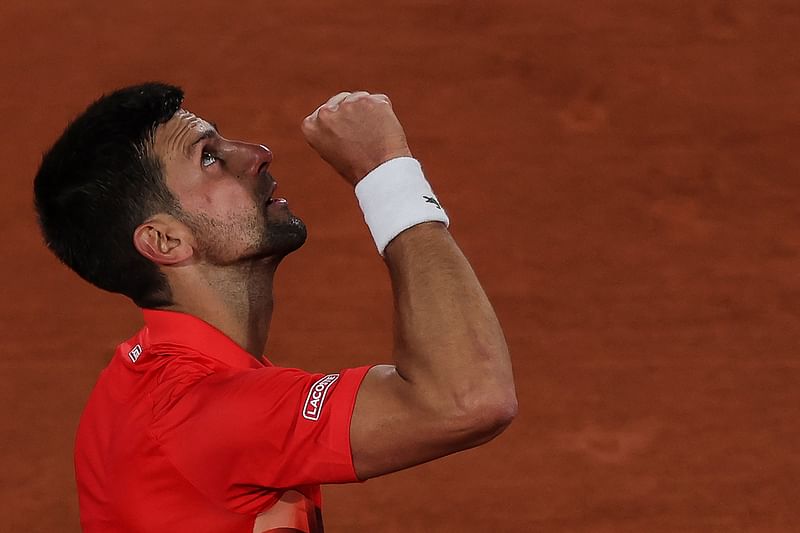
1 1 798 531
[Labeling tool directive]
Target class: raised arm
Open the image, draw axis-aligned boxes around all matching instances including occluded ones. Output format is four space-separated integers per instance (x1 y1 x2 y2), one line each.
301 91 517 480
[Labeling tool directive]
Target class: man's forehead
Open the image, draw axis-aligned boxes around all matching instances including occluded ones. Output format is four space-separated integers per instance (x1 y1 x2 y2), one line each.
160 109 215 136
153 109 215 157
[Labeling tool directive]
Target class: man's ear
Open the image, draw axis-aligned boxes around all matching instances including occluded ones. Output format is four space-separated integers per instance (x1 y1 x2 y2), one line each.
133 214 194 266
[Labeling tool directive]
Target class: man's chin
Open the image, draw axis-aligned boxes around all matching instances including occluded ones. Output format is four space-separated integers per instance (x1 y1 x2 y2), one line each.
265 216 307 258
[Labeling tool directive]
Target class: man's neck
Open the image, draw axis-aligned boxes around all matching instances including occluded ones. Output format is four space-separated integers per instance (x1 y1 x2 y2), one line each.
163 260 278 358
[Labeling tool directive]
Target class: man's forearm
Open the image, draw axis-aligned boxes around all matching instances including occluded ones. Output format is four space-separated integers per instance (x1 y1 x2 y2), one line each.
384 222 517 422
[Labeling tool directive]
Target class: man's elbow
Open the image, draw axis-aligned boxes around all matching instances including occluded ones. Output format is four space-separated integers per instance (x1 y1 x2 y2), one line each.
450 388 518 446
476 392 518 437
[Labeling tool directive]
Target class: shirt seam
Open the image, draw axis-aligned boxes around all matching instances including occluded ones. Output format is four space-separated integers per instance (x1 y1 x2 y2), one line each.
347 365 377 483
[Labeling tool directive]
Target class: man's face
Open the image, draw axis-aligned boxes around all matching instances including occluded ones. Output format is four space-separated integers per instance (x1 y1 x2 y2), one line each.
152 110 306 265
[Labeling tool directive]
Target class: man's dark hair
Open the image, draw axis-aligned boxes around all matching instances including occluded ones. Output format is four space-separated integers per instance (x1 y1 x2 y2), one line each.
33 82 184 308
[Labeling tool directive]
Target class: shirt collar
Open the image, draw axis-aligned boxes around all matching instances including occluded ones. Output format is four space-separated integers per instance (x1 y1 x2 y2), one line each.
141 309 265 370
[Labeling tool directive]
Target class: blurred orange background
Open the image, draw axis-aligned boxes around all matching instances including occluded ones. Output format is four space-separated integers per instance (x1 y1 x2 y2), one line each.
1 1 798 531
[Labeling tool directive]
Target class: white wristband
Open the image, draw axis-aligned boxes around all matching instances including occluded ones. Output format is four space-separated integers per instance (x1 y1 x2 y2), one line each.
354 157 450 255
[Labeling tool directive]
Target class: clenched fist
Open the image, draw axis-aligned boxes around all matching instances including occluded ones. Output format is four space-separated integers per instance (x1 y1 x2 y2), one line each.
301 91 412 186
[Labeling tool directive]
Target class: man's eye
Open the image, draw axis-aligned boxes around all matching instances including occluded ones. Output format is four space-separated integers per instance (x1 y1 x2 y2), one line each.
201 151 218 167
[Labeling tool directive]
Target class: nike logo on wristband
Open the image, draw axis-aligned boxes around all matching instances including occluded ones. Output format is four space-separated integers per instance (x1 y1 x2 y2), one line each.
423 195 442 209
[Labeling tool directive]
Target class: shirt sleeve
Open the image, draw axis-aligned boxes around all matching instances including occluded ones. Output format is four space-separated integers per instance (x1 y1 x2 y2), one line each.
148 364 372 513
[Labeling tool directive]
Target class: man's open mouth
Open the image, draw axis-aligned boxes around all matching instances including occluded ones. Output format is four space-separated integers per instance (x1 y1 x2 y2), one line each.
266 181 278 204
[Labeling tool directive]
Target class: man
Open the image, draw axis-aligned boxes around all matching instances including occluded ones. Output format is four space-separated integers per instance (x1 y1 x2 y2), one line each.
34 83 517 532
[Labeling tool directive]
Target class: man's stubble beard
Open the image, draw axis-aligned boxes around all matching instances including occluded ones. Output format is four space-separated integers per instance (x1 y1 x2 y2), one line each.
179 206 307 267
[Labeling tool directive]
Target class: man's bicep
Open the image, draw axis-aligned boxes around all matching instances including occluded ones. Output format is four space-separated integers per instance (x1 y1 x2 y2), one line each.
350 365 473 480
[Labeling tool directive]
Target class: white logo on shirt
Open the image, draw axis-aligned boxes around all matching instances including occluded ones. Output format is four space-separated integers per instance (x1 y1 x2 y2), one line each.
128 344 142 363
302 374 339 421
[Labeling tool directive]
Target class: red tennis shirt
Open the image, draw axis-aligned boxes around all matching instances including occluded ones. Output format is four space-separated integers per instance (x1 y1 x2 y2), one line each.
75 309 372 532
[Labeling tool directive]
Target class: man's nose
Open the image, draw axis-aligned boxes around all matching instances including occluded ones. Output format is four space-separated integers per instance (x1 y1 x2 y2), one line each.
229 142 273 176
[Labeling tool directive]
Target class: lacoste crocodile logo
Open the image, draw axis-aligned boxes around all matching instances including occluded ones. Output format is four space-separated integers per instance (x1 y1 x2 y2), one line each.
423 195 442 209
